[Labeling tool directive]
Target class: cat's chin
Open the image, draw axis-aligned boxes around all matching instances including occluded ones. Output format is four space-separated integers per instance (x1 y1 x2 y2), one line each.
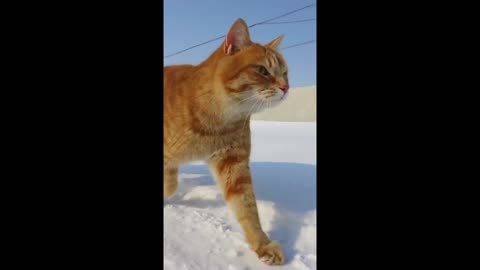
246 98 284 114
229 84 288 118
264 99 284 109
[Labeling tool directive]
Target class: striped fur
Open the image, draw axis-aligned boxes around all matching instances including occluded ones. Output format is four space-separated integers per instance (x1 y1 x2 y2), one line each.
163 18 288 265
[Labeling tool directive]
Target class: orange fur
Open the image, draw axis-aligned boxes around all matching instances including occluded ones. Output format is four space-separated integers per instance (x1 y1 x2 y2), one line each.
225 175 252 200
163 18 288 265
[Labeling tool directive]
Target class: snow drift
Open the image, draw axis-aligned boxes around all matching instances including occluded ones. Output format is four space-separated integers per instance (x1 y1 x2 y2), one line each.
164 121 317 270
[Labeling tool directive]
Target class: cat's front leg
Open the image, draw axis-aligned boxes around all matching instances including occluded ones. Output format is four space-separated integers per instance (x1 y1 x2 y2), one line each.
164 166 178 199
208 151 285 265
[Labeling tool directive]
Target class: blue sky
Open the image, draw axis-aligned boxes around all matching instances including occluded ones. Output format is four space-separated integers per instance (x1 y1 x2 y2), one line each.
164 0 317 88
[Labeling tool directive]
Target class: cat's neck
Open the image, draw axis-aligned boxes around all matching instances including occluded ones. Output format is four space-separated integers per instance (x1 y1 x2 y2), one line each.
191 85 248 131
196 47 244 112
187 45 250 132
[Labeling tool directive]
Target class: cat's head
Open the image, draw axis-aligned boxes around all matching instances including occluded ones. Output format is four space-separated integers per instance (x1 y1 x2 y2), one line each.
214 18 289 115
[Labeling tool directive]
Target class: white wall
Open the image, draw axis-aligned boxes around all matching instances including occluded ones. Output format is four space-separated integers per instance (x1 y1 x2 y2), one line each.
251 86 316 122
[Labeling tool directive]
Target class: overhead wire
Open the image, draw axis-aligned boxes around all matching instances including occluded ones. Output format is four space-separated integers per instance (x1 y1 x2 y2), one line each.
257 18 316 25
164 3 316 59
281 40 316 50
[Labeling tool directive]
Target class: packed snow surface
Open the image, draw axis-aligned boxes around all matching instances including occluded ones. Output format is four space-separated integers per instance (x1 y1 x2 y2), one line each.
164 121 317 270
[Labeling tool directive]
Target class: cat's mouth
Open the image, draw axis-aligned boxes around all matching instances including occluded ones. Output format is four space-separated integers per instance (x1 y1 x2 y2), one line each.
259 88 287 102
234 86 287 113
236 89 286 115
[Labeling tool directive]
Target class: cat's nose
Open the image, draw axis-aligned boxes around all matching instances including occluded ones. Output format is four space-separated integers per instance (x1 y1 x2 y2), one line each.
280 85 289 94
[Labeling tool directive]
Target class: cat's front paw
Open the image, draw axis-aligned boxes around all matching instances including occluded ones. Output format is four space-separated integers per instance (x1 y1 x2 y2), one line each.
256 241 285 265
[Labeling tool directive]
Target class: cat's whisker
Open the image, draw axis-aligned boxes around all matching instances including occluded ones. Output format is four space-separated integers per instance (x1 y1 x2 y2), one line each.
243 98 260 130
263 90 275 95
257 100 264 112
238 94 257 103
252 99 264 117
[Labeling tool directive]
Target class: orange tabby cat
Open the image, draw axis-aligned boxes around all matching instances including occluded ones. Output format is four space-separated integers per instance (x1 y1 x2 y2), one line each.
164 18 289 265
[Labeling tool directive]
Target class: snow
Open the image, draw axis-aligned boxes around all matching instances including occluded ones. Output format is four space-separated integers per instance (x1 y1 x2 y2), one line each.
164 121 317 270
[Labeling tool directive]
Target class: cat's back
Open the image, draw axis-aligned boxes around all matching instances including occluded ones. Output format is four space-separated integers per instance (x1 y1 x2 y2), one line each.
164 64 195 92
163 64 196 119
163 64 202 160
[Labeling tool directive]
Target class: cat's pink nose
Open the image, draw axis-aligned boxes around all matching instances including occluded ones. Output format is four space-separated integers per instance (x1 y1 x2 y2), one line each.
280 85 289 94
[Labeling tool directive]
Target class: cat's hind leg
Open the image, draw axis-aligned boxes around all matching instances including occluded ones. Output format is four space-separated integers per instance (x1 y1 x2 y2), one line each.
164 167 178 199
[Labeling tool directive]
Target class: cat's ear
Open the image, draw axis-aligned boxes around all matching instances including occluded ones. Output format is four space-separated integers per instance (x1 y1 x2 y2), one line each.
265 35 284 51
224 18 251 55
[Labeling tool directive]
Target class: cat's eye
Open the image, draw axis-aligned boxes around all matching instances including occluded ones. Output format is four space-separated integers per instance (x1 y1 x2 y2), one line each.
257 66 270 77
